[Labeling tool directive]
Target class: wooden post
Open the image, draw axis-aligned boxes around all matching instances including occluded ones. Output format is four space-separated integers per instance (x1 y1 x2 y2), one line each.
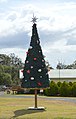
28 89 45 110
35 89 37 108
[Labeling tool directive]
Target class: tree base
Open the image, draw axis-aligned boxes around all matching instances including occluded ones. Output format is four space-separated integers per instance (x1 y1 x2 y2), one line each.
28 107 45 110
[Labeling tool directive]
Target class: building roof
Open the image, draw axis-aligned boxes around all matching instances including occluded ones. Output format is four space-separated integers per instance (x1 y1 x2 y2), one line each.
48 69 76 78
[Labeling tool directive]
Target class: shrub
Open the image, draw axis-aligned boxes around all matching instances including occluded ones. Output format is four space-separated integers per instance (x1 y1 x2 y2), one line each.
69 82 73 86
59 81 71 96
44 81 76 97
57 81 62 87
72 82 76 96
44 81 59 96
50 81 59 96
44 88 51 96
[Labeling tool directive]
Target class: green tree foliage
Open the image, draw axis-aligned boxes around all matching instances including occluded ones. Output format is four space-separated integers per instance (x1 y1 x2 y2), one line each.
69 81 73 86
57 81 62 87
50 81 58 96
59 81 70 96
0 53 23 86
3 65 12 74
0 72 12 85
44 81 58 96
72 82 76 96
44 88 51 96
0 54 11 66
56 60 76 69
9 53 23 67
21 23 49 88
44 81 76 97
0 65 4 72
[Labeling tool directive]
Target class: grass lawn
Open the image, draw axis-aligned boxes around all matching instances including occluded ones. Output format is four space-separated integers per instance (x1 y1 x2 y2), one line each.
0 95 76 119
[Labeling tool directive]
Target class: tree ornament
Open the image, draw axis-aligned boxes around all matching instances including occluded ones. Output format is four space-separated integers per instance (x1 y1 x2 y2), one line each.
46 72 48 75
26 51 29 54
37 40 39 44
25 80 27 82
26 61 29 63
21 70 24 73
29 46 33 49
40 76 42 78
34 58 37 60
38 69 42 72
30 77 34 80
31 66 33 69
27 70 30 74
42 59 44 62
38 82 42 86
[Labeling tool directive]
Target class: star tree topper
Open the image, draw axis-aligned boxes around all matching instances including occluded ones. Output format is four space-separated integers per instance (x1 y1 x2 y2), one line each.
31 14 38 24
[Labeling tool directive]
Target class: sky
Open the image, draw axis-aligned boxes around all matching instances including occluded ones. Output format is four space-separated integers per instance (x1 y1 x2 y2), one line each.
0 0 76 68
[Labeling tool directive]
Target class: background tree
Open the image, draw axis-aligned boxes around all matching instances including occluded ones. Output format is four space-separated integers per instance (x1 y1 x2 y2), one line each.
0 65 4 72
0 54 11 66
0 72 12 86
57 60 76 69
56 62 66 69
0 53 23 86
9 53 23 67
45 61 53 71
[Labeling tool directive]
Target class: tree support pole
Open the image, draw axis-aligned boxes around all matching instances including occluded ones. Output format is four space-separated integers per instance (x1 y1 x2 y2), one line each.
35 89 37 108
28 89 45 110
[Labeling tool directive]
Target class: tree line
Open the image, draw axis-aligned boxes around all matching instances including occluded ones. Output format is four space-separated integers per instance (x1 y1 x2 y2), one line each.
0 53 23 86
56 61 76 69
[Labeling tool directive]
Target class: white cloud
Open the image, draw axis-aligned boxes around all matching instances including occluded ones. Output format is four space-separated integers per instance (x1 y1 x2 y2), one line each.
43 38 67 53
0 0 7 2
0 1 76 67
0 48 26 62
0 2 76 36
0 11 31 37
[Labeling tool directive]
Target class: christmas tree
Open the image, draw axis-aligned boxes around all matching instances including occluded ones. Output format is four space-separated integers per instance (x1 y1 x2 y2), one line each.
21 15 50 109
21 16 50 89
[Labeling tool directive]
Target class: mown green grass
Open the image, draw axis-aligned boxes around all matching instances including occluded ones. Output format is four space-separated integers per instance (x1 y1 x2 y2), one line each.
0 95 76 119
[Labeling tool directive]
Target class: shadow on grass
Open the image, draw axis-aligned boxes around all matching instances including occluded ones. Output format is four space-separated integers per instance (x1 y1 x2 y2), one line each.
11 108 45 119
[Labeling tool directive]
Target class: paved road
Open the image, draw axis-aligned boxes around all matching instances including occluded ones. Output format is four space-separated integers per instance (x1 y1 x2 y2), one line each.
0 91 4 96
0 91 76 104
41 97 76 104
